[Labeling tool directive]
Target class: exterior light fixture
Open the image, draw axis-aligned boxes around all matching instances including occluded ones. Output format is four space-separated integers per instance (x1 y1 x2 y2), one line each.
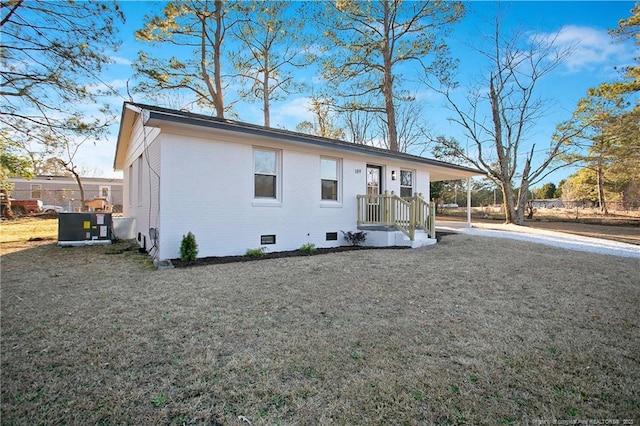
391 170 397 180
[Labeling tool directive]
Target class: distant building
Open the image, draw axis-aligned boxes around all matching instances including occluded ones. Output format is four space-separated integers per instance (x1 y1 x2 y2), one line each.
531 199 596 209
8 175 123 212
531 199 564 209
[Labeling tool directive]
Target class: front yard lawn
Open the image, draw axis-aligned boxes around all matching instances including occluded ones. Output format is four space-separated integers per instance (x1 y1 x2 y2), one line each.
1 234 638 424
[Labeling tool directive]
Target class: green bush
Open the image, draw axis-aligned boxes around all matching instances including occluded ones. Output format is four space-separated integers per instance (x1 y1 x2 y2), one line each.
180 231 198 262
245 247 267 258
299 242 316 253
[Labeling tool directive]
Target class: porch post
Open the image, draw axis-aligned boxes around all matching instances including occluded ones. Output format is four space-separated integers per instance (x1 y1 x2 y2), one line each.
466 177 472 228
429 202 436 239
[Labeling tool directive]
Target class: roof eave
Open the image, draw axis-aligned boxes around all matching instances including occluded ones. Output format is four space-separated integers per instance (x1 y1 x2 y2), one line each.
142 108 484 176
119 102 485 179
113 103 138 171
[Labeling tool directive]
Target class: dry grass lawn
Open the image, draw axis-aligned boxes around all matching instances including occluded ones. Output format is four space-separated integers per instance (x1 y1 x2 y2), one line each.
0 218 58 254
1 221 639 425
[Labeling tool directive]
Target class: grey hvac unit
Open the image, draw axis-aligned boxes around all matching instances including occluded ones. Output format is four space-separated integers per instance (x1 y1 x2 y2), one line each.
58 213 113 246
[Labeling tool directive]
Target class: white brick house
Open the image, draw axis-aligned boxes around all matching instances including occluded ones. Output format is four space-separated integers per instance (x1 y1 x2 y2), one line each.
114 103 482 261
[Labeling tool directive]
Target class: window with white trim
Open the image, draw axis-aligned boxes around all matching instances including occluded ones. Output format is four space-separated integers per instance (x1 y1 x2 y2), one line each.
30 184 42 199
321 157 340 201
137 155 143 203
100 186 111 202
254 148 279 199
128 164 133 206
400 170 413 197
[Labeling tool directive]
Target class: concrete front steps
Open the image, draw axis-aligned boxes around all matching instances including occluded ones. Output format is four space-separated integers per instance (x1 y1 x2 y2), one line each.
359 226 436 249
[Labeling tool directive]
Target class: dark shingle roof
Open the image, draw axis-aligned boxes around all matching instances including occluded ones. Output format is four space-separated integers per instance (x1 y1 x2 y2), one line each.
119 102 484 177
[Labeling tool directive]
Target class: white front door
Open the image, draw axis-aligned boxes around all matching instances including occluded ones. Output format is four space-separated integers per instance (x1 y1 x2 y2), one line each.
366 165 382 222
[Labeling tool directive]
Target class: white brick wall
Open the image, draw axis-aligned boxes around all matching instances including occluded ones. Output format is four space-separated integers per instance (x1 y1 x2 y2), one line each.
122 116 161 252
157 133 365 259
124 122 440 260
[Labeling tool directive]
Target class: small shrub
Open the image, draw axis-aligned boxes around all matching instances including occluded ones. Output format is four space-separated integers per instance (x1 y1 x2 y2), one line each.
299 242 316 253
341 230 367 246
245 247 267 258
180 231 198 262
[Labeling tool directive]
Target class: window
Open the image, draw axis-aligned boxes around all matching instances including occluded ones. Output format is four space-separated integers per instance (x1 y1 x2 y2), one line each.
137 155 143 203
400 170 413 197
326 232 338 241
254 149 278 199
261 235 276 245
128 164 134 206
321 157 339 201
100 186 111 202
30 184 42 199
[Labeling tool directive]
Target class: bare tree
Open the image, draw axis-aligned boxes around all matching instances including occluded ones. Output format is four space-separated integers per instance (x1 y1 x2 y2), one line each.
377 99 432 154
340 104 377 145
425 16 577 225
295 96 345 140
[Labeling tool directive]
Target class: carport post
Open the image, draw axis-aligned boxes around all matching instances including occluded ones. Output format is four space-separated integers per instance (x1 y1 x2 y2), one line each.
467 178 472 228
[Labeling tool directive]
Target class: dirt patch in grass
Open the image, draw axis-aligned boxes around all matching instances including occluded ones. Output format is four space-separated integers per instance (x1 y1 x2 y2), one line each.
2 235 638 425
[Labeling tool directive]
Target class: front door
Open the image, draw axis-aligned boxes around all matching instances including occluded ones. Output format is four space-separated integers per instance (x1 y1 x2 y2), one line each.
366 165 382 222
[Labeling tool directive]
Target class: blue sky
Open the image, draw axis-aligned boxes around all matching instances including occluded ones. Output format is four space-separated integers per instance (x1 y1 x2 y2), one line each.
86 1 637 188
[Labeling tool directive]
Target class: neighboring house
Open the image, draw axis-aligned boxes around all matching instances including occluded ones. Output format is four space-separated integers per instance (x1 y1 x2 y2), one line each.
115 102 483 261
8 175 124 212
531 199 565 209
531 199 598 209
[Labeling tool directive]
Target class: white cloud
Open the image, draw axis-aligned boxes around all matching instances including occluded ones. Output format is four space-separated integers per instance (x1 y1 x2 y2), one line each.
270 97 315 130
111 56 133 66
86 78 131 96
536 25 636 73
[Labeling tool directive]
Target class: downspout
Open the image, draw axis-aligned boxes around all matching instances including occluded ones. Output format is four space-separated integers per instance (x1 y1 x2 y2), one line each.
467 178 472 228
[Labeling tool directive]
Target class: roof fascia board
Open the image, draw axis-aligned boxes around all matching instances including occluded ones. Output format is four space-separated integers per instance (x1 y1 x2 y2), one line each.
144 108 484 176
114 105 137 170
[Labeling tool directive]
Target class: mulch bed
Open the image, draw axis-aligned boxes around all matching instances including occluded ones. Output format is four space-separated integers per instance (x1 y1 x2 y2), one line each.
171 245 410 268
171 231 454 268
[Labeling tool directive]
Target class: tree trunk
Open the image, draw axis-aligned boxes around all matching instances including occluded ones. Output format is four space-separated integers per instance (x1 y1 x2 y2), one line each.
596 163 608 215
513 206 525 225
383 84 398 152
213 0 224 118
501 183 516 224
263 84 270 127
500 181 528 225
381 2 398 152
70 169 86 211
514 184 530 225
199 1 225 118
1 188 14 218
513 152 534 226
490 74 522 225
263 57 270 127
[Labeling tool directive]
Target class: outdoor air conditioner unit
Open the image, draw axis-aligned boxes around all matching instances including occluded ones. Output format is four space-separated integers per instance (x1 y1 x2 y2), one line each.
57 212 113 246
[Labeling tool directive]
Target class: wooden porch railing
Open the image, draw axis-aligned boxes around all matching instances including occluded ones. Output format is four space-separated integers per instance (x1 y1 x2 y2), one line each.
356 191 436 240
